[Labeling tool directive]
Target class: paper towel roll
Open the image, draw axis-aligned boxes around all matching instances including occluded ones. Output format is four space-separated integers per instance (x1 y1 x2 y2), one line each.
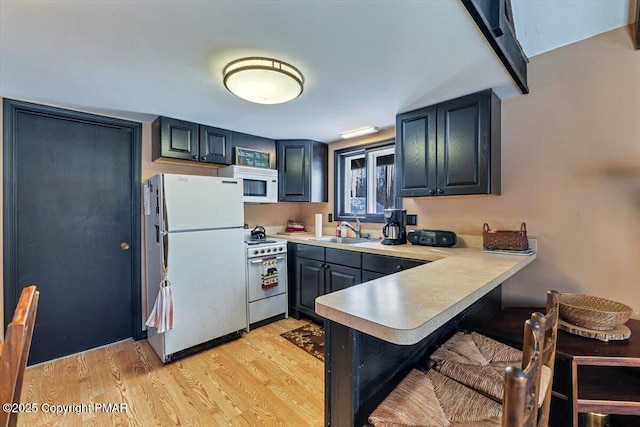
315 214 323 238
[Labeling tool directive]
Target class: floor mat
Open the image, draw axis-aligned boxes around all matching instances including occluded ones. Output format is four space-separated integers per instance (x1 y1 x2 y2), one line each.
281 323 325 362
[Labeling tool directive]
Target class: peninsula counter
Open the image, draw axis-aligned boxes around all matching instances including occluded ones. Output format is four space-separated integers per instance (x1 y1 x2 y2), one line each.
277 234 537 426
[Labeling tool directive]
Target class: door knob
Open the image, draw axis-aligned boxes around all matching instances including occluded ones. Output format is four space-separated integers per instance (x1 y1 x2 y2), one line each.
120 242 130 251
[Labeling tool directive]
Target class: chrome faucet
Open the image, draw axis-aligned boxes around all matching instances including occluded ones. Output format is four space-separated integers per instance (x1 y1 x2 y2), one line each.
340 215 362 238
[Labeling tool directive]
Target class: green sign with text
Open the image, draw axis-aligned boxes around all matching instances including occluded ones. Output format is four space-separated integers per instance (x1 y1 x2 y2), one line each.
235 147 270 168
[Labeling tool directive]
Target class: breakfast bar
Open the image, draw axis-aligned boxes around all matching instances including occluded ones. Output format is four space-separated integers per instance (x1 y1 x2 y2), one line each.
306 239 537 426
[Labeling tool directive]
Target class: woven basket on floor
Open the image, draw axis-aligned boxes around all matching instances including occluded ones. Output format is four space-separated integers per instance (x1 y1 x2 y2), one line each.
559 294 632 331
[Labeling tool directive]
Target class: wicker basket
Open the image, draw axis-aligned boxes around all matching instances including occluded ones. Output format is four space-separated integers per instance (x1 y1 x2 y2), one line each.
482 223 529 251
558 294 633 331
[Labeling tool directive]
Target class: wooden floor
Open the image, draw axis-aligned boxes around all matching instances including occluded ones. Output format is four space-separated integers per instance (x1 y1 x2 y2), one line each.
18 318 324 427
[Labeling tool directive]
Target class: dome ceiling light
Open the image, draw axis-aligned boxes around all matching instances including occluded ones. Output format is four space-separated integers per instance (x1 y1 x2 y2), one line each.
222 57 304 104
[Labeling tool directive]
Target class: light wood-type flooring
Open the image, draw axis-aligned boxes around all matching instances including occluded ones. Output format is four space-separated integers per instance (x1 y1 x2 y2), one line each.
18 318 324 427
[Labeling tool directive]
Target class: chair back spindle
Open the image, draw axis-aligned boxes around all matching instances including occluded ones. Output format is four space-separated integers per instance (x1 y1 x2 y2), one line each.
532 290 559 427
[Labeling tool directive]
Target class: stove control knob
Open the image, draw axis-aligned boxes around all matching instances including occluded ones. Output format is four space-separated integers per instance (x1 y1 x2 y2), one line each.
279 246 284 252
260 249 265 254
253 250 259 256
266 248 271 253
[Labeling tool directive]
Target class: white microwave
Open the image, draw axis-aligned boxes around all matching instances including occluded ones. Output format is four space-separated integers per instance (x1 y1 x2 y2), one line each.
218 165 278 203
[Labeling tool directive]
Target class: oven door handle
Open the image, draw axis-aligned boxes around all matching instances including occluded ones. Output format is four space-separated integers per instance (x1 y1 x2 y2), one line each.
250 256 286 264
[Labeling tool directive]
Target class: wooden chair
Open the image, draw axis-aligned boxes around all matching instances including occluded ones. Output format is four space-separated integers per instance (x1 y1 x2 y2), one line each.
503 318 546 426
529 291 559 427
0 286 39 427
368 291 560 427
427 290 560 426
483 290 559 427
368 318 544 426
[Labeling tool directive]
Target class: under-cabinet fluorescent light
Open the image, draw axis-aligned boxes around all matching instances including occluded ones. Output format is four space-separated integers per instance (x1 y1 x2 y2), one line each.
340 126 380 139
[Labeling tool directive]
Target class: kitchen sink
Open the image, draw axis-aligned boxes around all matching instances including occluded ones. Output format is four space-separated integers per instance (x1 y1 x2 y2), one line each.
310 237 371 245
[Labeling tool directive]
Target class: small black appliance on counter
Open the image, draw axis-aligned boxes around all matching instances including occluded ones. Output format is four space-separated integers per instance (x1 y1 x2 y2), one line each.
407 229 457 247
381 209 407 245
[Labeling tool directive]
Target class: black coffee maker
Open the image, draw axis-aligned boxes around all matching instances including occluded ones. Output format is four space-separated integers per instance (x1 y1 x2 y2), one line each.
381 209 407 245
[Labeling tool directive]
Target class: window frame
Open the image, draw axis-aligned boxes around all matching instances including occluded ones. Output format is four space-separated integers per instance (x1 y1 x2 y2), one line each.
334 139 401 224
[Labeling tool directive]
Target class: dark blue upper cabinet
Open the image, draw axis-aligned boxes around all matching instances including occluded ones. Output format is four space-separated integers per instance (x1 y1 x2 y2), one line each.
152 116 233 165
396 106 437 197
153 116 199 161
396 89 501 197
200 125 232 164
277 139 328 202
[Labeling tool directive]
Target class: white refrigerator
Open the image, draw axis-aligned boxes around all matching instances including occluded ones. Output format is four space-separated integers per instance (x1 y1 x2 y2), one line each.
144 174 247 362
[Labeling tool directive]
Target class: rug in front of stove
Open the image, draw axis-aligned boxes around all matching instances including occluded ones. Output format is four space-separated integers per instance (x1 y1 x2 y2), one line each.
280 323 325 362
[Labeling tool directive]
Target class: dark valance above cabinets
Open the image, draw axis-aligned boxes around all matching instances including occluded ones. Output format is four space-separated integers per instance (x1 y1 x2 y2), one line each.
396 89 501 197
233 131 277 170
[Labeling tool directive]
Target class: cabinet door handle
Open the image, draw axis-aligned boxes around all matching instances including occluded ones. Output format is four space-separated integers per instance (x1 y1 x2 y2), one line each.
325 264 330 269
428 189 435 195
437 189 444 194
192 155 198 160
396 265 403 271
201 156 207 161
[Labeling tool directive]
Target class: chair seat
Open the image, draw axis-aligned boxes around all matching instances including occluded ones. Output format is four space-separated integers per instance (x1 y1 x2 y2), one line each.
429 332 551 407
368 369 502 427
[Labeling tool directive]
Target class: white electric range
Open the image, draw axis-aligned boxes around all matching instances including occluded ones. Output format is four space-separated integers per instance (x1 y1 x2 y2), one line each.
244 237 288 329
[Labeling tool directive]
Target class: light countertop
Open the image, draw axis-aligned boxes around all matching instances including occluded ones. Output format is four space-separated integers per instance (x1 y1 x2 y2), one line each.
278 233 537 345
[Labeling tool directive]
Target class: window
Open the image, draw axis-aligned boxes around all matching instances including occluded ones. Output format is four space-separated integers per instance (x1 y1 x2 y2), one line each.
335 142 397 223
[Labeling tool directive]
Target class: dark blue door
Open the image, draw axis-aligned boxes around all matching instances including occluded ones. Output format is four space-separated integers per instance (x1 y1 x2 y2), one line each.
3 99 142 364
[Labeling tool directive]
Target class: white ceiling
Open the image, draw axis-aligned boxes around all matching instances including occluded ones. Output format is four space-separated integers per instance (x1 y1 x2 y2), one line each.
0 1 635 143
